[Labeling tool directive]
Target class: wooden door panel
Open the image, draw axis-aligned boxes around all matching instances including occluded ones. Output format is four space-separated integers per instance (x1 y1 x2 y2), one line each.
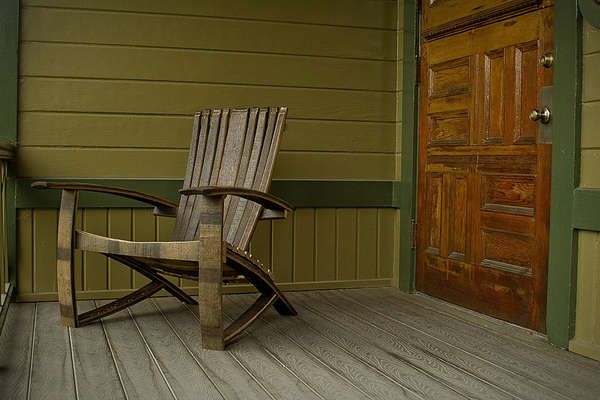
417 7 552 331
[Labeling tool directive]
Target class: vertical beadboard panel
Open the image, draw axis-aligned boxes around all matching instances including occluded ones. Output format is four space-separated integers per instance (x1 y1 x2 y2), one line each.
107 209 132 290
571 231 600 360
357 209 378 279
18 207 396 299
272 216 293 283
336 209 357 280
378 209 398 279
17 209 33 294
250 219 272 268
83 209 107 290
315 209 336 281
293 209 315 282
33 209 58 293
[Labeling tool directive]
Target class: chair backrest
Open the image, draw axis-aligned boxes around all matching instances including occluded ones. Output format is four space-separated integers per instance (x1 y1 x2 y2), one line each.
172 107 287 250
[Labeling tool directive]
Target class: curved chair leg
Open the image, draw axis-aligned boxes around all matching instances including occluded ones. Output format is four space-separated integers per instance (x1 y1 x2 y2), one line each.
56 189 79 327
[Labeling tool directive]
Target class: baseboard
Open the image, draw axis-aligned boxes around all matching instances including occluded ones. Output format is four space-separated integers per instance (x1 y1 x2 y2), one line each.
15 278 392 302
569 338 600 361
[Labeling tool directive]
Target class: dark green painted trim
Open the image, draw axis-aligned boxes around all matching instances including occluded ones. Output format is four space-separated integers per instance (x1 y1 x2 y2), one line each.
572 188 600 232
0 0 18 307
17 179 400 209
398 0 419 292
546 0 583 348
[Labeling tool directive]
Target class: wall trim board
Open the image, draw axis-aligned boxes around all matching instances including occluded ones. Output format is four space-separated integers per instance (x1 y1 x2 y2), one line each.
546 1 583 348
569 338 600 361
398 0 419 292
15 278 392 302
16 178 401 209
0 0 19 315
572 188 600 231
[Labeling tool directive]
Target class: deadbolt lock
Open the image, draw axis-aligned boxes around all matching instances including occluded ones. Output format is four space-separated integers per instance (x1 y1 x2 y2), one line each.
529 107 552 124
539 53 554 68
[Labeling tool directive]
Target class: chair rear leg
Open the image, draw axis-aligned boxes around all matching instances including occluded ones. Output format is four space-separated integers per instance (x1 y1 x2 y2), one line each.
56 189 79 327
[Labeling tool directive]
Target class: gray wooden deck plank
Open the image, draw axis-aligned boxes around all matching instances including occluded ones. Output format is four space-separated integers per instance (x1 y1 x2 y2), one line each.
95 300 175 400
185 298 323 400
28 302 76 400
299 290 570 400
227 294 404 400
70 301 127 400
377 288 600 372
152 297 296 400
286 292 512 400
340 289 600 400
0 303 35 400
128 300 224 400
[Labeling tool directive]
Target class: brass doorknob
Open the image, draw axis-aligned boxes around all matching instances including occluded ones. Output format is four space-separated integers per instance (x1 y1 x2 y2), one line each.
539 53 554 68
529 108 551 124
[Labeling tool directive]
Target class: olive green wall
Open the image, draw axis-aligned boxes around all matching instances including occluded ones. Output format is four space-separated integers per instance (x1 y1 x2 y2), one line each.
570 20 600 361
16 0 403 300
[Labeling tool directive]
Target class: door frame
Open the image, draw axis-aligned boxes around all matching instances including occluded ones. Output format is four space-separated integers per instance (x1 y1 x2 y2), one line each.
398 0 583 348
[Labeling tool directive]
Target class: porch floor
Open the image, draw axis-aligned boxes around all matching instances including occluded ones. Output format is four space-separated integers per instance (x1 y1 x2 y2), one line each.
1 288 599 400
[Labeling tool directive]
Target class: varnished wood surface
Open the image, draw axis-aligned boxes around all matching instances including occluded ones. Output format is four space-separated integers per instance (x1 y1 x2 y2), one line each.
2 288 599 400
416 7 554 331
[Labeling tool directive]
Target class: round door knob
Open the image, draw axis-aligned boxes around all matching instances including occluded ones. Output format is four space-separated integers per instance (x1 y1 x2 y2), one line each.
539 53 554 68
529 107 551 124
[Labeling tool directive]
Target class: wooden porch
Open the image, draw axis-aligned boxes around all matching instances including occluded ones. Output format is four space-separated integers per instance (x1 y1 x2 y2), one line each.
1 288 599 400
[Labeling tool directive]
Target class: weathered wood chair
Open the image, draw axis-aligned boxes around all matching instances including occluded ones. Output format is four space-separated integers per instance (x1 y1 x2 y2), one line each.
32 107 297 350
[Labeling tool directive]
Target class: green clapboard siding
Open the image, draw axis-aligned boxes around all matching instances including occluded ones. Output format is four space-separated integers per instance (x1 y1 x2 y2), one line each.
15 0 404 298
18 0 401 182
16 208 398 301
571 21 600 361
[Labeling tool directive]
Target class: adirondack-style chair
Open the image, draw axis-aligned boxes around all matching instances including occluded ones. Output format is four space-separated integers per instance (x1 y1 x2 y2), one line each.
32 107 297 350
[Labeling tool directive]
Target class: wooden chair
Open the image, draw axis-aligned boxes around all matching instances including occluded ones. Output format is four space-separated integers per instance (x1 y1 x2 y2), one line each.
32 107 297 350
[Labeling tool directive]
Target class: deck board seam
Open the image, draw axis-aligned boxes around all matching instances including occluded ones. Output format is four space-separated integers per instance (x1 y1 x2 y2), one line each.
226 295 381 400
308 292 537 400
180 302 279 400
95 300 130 400
149 299 228 400
26 303 37 400
335 290 580 400
219 303 328 400
294 293 477 400
126 307 179 400
255 295 427 400
67 327 81 400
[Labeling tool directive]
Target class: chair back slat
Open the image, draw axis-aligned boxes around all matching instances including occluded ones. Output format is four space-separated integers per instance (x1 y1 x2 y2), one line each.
173 107 287 249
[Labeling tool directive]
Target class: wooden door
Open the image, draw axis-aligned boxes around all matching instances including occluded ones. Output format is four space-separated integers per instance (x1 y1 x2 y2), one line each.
416 2 553 331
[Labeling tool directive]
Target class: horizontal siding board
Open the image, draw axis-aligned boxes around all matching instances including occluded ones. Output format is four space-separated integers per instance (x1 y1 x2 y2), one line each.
572 188 600 231
581 102 600 149
22 0 398 30
17 148 395 180
580 149 600 187
583 52 600 102
21 7 396 60
583 21 600 55
20 42 396 92
19 113 396 153
19 78 396 122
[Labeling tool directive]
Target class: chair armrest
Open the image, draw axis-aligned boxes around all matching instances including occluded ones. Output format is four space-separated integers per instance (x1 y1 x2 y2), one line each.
31 181 178 214
179 186 294 213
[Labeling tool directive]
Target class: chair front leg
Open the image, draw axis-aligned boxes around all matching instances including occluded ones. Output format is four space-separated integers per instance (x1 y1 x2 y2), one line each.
197 195 225 350
56 189 79 327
